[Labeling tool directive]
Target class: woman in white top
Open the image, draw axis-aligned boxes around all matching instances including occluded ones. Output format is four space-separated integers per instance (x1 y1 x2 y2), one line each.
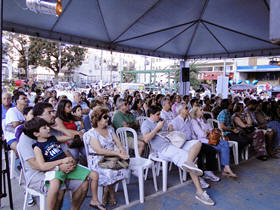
190 105 237 178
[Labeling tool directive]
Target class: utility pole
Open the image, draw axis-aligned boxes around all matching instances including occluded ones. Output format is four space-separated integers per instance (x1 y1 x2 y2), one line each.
25 46 29 80
100 50 103 88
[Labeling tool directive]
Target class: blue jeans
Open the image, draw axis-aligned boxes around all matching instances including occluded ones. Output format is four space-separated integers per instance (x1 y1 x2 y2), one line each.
211 139 230 166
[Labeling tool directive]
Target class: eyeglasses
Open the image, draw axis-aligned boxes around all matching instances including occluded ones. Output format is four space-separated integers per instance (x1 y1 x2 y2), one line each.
103 115 110 120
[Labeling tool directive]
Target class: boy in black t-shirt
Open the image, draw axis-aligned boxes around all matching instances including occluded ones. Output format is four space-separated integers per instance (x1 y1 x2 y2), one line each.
23 117 105 210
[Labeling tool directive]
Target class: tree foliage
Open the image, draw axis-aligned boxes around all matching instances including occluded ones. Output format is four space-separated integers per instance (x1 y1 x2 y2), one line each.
28 37 87 81
3 31 87 81
169 63 201 90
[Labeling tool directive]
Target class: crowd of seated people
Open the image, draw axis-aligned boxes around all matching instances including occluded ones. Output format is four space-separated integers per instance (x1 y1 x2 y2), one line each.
2 86 280 209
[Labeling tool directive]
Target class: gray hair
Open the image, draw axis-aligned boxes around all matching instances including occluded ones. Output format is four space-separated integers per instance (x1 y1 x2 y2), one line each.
161 97 170 107
176 103 185 115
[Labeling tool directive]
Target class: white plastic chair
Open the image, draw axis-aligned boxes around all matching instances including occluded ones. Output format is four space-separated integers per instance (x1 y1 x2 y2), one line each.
146 146 187 192
136 116 148 127
83 134 129 205
207 118 240 165
2 119 17 179
116 127 158 203
17 144 46 210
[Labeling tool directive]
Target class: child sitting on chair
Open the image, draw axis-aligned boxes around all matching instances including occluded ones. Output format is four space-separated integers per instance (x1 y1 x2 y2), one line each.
71 105 85 132
23 117 105 210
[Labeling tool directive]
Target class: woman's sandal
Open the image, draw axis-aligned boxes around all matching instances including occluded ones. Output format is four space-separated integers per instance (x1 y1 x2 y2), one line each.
89 203 106 210
222 171 238 178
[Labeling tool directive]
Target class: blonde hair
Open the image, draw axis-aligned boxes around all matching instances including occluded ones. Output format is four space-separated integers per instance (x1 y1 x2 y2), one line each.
190 105 203 119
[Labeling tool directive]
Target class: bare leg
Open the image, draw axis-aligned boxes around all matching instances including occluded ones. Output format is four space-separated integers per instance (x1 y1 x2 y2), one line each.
187 141 202 162
55 190 66 210
137 141 145 156
71 180 88 210
189 172 203 195
47 179 61 210
88 171 105 209
10 141 18 157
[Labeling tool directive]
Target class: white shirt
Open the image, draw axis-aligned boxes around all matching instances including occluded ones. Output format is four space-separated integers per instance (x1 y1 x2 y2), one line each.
4 107 25 142
169 115 195 141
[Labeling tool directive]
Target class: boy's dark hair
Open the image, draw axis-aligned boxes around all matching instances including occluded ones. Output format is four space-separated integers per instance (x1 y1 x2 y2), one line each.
33 103 53 117
23 117 48 140
72 105 82 113
147 106 161 117
13 92 26 105
23 106 33 116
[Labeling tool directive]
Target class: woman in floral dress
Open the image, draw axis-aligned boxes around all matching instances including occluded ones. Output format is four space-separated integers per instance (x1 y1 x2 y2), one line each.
84 106 129 206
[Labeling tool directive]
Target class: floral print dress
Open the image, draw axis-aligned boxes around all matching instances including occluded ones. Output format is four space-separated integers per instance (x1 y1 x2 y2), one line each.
84 126 129 186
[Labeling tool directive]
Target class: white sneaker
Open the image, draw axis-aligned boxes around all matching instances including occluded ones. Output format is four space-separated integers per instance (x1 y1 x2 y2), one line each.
199 177 210 189
195 191 215 206
27 195 35 207
182 162 203 176
203 171 220 182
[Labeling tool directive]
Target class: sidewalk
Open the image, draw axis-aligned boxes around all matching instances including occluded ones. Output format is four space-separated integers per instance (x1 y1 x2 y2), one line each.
1 156 279 210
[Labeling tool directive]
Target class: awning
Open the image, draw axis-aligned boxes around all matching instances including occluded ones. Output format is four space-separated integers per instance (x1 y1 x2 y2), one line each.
3 0 280 59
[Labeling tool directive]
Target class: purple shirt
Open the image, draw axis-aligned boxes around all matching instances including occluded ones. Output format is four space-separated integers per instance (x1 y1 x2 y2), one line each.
191 118 212 144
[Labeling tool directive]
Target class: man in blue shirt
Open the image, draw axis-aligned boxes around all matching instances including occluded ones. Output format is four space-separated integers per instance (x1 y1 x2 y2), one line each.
218 99 251 150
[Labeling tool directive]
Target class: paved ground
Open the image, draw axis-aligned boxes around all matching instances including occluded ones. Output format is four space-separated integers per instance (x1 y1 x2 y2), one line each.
1 155 279 210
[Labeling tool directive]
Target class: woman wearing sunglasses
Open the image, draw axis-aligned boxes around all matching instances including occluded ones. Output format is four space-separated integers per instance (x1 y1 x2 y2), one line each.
84 106 129 206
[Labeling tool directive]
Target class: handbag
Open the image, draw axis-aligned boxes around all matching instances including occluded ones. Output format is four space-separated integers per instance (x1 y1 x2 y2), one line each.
98 156 130 170
208 128 222 146
67 135 84 148
157 131 187 148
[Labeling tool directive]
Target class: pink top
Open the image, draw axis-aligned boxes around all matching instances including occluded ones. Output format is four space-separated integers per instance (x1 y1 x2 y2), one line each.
191 118 213 144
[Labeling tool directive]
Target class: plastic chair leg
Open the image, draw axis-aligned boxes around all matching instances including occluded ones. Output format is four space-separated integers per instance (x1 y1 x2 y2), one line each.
144 168 149 180
122 179 129 205
23 191 28 210
178 168 183 184
233 144 239 165
138 169 144 203
97 186 103 203
151 164 158 192
182 170 187 181
39 194 46 210
10 150 15 179
162 161 168 192
114 183 119 192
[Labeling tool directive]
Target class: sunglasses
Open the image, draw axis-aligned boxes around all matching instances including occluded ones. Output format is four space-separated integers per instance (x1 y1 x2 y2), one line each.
103 115 110 120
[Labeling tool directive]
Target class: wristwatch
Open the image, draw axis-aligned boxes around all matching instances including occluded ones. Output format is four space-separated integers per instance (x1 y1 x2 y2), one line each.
55 166 59 171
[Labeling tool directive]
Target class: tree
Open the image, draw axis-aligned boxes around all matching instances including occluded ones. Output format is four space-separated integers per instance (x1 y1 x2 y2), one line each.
122 60 136 82
3 32 87 82
4 32 29 79
169 63 201 91
28 37 87 82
